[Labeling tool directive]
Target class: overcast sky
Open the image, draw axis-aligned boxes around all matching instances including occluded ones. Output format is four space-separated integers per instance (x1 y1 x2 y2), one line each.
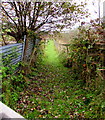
70 0 105 30
87 0 104 19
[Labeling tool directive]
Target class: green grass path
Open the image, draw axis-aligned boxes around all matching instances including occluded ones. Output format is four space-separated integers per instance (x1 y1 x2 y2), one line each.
15 40 98 119
43 40 62 66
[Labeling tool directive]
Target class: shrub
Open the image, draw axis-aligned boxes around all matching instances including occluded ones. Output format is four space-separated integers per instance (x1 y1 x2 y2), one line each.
64 18 104 90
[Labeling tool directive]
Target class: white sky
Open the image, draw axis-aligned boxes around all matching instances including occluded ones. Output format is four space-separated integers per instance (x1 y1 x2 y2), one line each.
73 0 104 18
70 0 105 30
86 0 104 19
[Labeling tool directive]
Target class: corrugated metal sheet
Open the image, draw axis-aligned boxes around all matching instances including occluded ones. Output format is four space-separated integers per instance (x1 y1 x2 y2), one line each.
25 40 34 61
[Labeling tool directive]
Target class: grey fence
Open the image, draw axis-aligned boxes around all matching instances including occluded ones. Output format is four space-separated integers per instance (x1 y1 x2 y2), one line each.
0 37 40 66
0 43 23 66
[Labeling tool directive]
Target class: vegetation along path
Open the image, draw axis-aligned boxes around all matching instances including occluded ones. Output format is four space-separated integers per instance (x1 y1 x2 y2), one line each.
15 40 102 119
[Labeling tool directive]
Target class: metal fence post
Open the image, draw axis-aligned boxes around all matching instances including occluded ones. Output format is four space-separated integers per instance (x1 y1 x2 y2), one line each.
22 35 26 61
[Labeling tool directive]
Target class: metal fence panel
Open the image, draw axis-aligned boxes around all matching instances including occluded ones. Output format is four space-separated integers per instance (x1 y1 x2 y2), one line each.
0 38 40 66
0 43 23 66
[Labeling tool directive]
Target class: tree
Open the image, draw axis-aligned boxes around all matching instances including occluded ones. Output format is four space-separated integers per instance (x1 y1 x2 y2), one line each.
1 1 88 42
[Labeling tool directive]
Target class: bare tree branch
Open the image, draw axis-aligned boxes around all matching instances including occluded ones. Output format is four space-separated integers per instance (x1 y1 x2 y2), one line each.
1 5 18 28
1 2 88 41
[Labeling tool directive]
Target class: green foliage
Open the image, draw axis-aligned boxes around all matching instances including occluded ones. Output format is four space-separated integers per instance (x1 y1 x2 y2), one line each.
1 61 28 108
1 42 40 108
63 20 104 90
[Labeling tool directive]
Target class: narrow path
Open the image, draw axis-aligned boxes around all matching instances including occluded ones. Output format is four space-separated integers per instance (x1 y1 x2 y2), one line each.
15 40 90 119
43 40 63 66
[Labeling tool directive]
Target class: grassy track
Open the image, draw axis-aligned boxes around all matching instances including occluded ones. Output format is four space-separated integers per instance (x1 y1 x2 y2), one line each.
14 40 104 119
43 40 62 66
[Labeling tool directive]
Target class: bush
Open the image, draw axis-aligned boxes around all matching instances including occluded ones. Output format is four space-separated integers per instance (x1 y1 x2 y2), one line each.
64 19 104 90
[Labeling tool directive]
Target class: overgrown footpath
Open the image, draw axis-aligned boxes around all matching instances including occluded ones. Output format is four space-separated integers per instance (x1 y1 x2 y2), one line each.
2 40 105 119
